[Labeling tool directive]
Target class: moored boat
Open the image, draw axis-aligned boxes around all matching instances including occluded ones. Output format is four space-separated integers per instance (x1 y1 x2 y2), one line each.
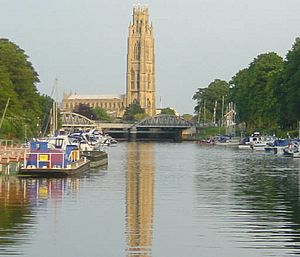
214 135 240 146
81 150 108 168
19 141 90 177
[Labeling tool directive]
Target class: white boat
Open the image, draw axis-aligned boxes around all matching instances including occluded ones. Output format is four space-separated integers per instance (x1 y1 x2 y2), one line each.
238 132 261 150
251 135 277 151
283 140 300 158
238 132 276 151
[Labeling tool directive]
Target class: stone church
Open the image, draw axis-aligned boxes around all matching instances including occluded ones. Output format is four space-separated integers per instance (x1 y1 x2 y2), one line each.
61 6 156 118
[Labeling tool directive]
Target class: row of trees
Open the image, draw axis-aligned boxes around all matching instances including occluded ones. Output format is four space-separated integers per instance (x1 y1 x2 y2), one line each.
0 39 52 139
73 100 177 123
193 37 300 133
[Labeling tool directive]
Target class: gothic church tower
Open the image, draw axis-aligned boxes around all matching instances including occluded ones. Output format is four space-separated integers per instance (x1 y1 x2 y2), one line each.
126 7 156 116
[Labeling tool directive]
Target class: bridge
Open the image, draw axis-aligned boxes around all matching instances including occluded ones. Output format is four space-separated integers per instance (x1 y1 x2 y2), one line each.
61 113 194 141
129 115 194 141
61 112 96 129
134 114 193 128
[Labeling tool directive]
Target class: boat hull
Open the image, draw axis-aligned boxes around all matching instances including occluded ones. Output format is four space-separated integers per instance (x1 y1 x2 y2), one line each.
18 159 90 177
81 151 108 168
238 144 251 150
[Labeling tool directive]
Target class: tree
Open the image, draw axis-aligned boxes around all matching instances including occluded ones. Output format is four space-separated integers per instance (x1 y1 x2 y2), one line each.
160 107 176 115
182 114 193 122
193 79 229 123
73 104 95 120
274 38 300 129
123 101 146 121
229 52 283 131
0 38 42 138
39 94 54 136
93 107 112 122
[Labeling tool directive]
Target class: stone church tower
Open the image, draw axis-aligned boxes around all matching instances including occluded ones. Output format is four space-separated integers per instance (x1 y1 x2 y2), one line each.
126 7 156 116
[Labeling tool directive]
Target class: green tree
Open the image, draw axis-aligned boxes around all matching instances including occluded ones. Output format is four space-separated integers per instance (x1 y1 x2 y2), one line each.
73 104 95 120
0 39 42 138
182 114 193 122
160 107 176 115
39 94 54 136
93 107 112 122
230 52 283 131
123 101 146 121
193 79 229 123
274 38 300 129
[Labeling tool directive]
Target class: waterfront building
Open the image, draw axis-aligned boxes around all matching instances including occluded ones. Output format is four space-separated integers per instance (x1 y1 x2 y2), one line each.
61 93 125 118
62 6 156 118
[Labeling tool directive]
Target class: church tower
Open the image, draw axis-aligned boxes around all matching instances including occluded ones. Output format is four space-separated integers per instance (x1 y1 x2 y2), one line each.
126 6 156 116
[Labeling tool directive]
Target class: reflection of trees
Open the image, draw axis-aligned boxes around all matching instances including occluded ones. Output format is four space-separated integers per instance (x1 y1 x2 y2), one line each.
126 142 155 257
232 157 300 249
0 177 33 253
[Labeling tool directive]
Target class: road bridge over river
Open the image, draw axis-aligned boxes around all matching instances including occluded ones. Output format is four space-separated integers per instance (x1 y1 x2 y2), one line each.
61 112 194 141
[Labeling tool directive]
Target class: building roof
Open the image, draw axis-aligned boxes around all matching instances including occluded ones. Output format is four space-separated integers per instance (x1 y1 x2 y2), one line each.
66 94 125 100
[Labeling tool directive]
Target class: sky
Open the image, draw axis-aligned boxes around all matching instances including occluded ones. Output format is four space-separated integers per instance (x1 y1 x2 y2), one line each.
1 0 300 115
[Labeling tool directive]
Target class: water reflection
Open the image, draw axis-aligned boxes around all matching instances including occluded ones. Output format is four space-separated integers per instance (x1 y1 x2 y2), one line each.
0 175 83 256
193 148 300 256
24 177 81 207
0 176 33 256
125 143 155 257
231 155 300 254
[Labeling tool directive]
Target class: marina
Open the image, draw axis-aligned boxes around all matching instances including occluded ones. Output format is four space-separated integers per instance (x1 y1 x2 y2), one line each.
0 1 300 257
1 142 300 257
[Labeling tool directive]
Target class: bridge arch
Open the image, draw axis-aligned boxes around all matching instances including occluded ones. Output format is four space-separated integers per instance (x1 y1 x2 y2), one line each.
61 112 95 129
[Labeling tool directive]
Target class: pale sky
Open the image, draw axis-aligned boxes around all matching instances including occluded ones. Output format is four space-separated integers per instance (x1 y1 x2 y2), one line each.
1 0 300 114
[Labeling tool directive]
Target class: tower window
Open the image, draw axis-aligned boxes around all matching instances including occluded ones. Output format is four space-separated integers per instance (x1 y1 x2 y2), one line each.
134 43 140 60
147 98 151 108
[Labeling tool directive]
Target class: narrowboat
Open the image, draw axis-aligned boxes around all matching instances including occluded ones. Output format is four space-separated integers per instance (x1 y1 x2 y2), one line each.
19 141 90 177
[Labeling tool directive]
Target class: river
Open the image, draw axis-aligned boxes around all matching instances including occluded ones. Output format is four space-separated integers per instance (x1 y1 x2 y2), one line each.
1 142 300 257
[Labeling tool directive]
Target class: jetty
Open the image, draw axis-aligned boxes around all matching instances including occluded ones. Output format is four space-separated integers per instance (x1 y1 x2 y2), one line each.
0 140 27 175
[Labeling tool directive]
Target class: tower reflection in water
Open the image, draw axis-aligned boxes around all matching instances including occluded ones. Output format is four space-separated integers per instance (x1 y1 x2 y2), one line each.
126 142 155 257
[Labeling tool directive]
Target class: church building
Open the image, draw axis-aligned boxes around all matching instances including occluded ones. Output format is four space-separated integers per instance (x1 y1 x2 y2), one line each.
61 6 156 118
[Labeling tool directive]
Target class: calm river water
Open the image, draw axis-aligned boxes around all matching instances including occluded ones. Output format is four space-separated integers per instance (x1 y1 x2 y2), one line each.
1 142 300 257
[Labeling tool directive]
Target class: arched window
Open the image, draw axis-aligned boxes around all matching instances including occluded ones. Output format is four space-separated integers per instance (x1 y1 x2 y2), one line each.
147 98 151 108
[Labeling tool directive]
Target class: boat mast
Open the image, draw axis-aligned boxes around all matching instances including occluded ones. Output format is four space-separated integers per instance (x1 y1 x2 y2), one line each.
55 78 58 135
0 98 10 130
50 79 58 136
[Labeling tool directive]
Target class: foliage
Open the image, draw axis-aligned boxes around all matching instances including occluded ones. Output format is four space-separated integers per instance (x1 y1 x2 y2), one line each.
274 38 300 129
160 107 176 115
123 101 146 121
93 107 112 122
193 79 229 123
73 104 95 120
182 114 193 121
229 52 283 131
39 94 54 136
195 126 226 140
0 38 47 139
134 113 148 121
